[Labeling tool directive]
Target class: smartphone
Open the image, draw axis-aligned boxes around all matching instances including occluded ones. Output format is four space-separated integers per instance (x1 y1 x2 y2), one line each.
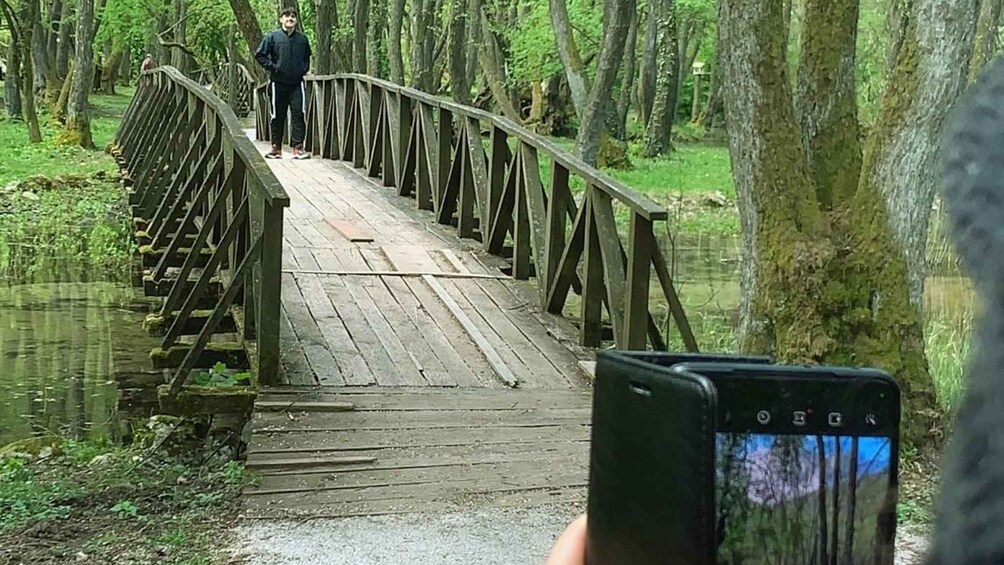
585 352 772 565
672 362 901 565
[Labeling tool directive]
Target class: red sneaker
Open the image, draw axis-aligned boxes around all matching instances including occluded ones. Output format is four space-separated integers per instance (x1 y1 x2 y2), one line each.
291 146 311 160
264 146 282 159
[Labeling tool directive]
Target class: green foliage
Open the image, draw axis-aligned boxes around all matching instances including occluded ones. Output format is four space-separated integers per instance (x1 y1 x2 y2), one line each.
111 499 140 518
193 362 252 387
0 90 134 282
505 0 602 83
0 435 248 563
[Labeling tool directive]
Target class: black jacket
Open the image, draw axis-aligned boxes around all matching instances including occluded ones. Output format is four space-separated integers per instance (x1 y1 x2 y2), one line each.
255 29 311 85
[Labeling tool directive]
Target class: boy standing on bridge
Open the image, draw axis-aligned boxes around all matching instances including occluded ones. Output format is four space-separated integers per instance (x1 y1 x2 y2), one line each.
255 7 312 160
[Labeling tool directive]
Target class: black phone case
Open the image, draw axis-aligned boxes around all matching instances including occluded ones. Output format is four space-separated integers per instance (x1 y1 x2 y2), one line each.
585 351 726 565
669 362 902 565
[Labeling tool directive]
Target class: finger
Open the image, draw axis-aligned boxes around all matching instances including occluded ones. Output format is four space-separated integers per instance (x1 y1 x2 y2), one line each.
544 514 588 565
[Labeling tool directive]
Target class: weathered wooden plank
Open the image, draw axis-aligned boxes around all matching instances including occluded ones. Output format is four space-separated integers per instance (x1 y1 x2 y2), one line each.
317 273 406 385
343 275 427 385
295 269 370 386
380 276 485 387
423 275 518 388
325 218 375 242
255 399 355 412
248 442 587 485
278 305 315 386
448 279 569 388
253 406 591 432
255 387 591 409
364 276 455 386
247 455 376 470
476 278 589 386
281 273 327 347
249 423 590 453
244 459 587 499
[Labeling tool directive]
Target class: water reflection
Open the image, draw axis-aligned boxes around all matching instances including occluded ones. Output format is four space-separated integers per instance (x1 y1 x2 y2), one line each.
0 279 160 445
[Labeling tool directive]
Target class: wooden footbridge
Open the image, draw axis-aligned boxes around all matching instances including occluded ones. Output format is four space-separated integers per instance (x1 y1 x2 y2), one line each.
113 66 697 519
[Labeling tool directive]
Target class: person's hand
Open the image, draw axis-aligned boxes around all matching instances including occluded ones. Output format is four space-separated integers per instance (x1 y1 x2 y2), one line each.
544 514 587 565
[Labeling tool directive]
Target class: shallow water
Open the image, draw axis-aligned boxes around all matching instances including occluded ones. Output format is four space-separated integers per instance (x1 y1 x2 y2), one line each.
0 280 160 445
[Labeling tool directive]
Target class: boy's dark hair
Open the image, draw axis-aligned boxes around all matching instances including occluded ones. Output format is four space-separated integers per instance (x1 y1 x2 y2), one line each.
280 7 297 17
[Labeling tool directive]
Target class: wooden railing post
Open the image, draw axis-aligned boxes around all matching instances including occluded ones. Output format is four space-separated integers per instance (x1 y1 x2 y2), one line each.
257 200 284 386
625 213 654 349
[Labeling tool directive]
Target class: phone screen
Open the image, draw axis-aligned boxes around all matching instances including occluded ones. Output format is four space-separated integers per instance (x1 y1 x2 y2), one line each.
715 433 894 564
677 364 900 565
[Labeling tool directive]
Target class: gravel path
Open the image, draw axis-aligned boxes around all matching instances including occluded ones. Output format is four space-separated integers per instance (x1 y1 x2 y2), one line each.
231 508 930 564
230 507 580 565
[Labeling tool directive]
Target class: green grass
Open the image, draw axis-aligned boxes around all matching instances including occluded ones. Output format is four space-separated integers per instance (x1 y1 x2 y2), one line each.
0 432 246 564
0 87 134 184
0 88 135 282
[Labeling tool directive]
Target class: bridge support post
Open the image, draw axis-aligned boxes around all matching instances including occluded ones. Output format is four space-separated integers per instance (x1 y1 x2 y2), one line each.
257 201 284 386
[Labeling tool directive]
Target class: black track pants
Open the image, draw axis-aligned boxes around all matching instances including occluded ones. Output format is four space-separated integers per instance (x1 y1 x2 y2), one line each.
268 80 306 148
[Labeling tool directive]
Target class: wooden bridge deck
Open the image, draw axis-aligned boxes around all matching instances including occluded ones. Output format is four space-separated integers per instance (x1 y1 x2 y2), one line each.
243 140 594 518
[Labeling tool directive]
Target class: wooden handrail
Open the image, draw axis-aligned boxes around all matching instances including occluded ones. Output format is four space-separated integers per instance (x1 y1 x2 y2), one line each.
116 65 289 396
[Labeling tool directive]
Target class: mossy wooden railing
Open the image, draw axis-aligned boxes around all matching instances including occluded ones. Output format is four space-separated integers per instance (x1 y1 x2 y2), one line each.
114 66 289 411
257 74 696 351
205 62 255 119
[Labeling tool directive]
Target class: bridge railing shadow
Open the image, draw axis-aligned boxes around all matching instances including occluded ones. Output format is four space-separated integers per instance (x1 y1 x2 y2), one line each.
115 66 289 404
257 74 696 352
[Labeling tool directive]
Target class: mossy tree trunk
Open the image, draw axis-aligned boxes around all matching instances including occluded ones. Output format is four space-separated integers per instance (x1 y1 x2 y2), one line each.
3 4 23 121
642 0 679 157
19 0 43 142
61 0 94 149
969 0 1001 83
54 0 71 80
447 0 470 103
721 0 974 448
352 0 369 73
572 0 636 166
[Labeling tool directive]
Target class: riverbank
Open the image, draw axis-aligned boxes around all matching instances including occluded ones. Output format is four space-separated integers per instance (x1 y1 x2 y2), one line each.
0 430 246 564
0 88 251 565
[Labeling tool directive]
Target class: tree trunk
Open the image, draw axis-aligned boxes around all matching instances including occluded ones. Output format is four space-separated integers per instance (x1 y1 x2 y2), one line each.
720 0 948 448
477 11 522 122
353 0 369 72
118 44 131 85
614 5 639 141
171 0 188 72
55 0 71 79
46 0 59 67
387 0 403 81
228 0 266 81
448 0 470 103
970 0 1002 83
44 0 61 105
795 0 861 209
4 14 23 121
61 0 94 149
410 0 428 88
20 0 43 142
876 0 976 307
32 18 47 94
575 0 635 165
700 1 724 128
367 0 385 77
101 46 122 94
638 0 657 126
549 0 590 119
314 0 333 74
53 61 72 123
465 0 481 91
642 0 679 157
